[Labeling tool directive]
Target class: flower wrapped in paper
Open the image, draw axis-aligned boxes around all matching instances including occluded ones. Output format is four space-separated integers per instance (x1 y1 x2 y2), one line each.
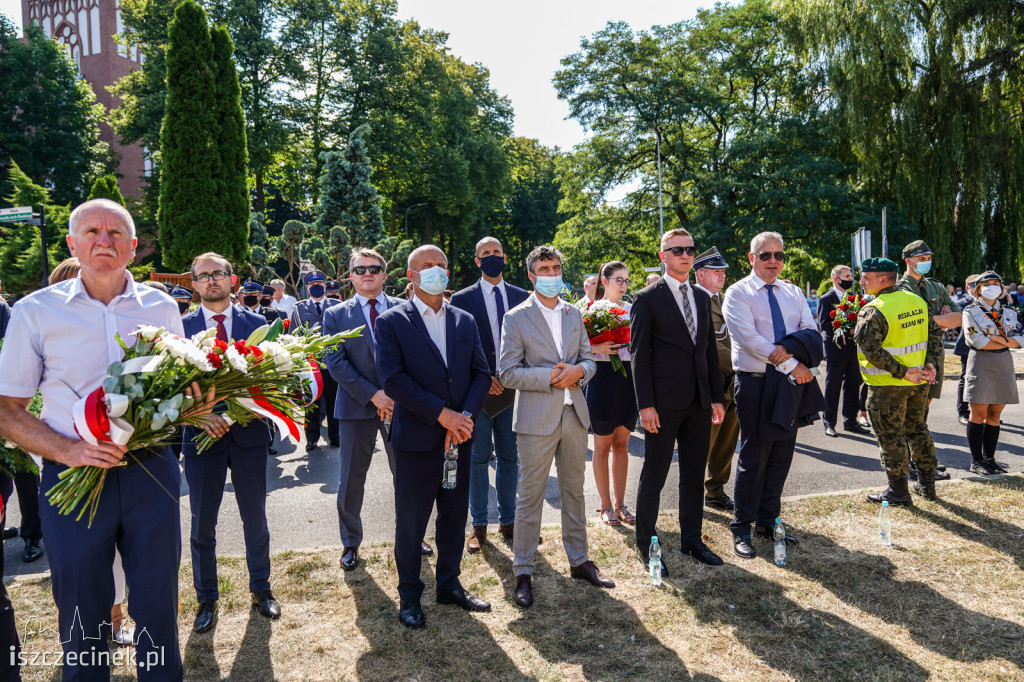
578 298 631 377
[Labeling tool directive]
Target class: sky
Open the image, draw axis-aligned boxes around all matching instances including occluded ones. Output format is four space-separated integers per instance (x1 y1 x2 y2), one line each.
1 0 705 151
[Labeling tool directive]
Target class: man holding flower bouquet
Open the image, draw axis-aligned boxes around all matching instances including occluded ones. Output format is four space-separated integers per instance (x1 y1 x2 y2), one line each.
817 265 869 438
182 252 280 633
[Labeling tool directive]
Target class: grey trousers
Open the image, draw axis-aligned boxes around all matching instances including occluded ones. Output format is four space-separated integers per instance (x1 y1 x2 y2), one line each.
513 405 589 576
338 418 395 548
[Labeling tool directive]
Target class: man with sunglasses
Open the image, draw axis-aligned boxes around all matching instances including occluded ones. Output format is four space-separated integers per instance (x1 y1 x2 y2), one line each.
631 230 726 573
290 271 341 451
722 232 817 559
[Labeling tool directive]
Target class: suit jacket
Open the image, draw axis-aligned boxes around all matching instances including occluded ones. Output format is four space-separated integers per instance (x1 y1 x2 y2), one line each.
289 297 337 332
498 295 596 436
760 328 827 441
180 307 272 454
374 300 490 452
323 294 403 420
817 288 857 354
630 277 724 413
449 279 529 374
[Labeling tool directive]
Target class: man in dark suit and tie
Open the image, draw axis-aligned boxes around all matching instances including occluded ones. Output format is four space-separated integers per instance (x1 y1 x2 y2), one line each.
817 265 869 438
183 253 279 634
290 271 340 451
375 244 492 628
631 229 726 573
450 236 528 553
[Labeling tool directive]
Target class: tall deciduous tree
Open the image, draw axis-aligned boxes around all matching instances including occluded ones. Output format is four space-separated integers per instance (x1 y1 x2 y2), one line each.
211 25 250 259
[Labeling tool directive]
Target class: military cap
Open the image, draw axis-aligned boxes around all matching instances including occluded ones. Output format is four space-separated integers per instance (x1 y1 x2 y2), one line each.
976 270 1002 283
901 240 932 260
860 257 899 273
304 270 326 285
325 280 341 293
170 285 193 300
965 273 981 286
693 246 729 270
241 278 263 293
261 284 275 296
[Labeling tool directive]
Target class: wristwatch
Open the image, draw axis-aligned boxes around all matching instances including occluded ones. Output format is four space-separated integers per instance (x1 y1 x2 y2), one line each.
461 410 474 420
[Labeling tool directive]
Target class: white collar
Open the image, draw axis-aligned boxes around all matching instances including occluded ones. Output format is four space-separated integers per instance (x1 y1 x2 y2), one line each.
664 272 691 290
65 271 139 304
201 304 232 321
412 295 446 318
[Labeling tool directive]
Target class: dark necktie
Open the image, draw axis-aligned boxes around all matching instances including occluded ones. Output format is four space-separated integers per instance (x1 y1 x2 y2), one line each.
315 300 322 318
679 283 696 341
212 313 228 342
493 287 505 332
765 283 786 343
368 299 379 333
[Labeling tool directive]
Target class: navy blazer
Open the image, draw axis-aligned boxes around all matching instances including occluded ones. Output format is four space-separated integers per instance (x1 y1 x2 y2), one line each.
374 300 491 453
323 294 403 420
450 279 529 375
180 307 272 455
759 328 827 441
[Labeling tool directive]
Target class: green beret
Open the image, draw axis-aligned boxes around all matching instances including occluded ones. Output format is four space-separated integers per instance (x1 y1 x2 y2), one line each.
860 257 899 273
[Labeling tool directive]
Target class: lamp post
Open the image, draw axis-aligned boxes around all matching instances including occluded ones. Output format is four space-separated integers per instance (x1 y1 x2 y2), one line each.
599 115 665 249
404 202 428 235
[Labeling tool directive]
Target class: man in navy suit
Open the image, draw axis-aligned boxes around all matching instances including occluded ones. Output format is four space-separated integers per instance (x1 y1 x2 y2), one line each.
450 236 528 553
290 271 340 451
182 252 279 634
817 265 869 438
375 244 492 628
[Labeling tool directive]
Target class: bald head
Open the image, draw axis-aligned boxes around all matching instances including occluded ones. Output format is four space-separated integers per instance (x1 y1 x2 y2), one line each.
407 244 448 271
68 199 135 238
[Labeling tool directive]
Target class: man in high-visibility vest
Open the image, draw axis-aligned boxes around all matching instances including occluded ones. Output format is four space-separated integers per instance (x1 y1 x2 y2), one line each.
853 257 943 504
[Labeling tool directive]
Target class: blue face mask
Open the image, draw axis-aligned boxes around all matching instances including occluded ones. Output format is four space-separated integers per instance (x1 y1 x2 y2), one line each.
479 254 505 278
308 284 325 298
416 265 449 295
914 261 932 275
533 275 565 298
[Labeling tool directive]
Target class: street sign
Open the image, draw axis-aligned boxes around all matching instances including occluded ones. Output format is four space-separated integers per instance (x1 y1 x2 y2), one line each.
0 206 33 223
643 266 662 272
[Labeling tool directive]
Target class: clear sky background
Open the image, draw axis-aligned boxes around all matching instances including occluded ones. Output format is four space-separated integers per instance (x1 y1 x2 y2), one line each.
1 0 704 151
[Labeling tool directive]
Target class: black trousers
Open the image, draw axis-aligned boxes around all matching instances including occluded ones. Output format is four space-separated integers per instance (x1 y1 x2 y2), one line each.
730 374 798 536
304 366 339 445
822 342 861 428
956 354 969 418
635 404 711 550
0 477 21 682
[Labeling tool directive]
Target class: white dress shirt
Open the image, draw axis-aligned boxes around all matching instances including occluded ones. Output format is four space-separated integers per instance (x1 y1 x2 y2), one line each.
270 293 297 315
354 292 387 343
832 285 848 300
722 272 816 374
0 273 184 441
479 278 508 357
412 296 447 366
665 272 698 338
201 304 234 340
537 298 573 405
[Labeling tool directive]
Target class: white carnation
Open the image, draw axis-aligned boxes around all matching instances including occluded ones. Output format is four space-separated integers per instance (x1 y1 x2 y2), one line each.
224 345 249 373
135 325 164 342
163 336 214 372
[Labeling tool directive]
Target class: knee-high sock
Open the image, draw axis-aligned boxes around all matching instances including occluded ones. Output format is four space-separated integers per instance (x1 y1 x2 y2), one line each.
966 421 985 462
982 423 1000 459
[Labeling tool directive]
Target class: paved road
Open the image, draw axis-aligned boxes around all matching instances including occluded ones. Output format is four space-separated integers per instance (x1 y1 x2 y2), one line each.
5 376 1023 577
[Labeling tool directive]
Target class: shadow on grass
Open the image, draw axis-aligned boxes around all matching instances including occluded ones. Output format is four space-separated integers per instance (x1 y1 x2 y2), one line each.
228 609 273 680
182 625 222 680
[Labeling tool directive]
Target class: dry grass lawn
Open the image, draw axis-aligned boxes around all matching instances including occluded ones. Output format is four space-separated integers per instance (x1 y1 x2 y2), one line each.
7 475 1024 681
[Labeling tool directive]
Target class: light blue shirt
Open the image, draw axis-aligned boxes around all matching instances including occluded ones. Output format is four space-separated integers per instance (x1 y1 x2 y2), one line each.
722 272 816 374
354 292 387 342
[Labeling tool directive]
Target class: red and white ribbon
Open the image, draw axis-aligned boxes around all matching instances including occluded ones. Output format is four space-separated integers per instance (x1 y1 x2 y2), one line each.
72 387 134 446
234 387 301 442
298 359 324 406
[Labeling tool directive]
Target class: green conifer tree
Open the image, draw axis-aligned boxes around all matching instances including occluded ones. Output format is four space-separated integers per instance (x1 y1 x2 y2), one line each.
87 174 126 206
211 25 250 262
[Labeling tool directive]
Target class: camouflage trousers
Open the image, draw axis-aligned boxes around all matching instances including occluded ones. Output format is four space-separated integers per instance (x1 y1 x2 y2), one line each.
866 383 937 477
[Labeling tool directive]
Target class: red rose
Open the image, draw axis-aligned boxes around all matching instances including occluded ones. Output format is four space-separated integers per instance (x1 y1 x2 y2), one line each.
207 352 223 368
839 303 849 311
847 312 856 321
233 340 250 355
832 320 842 328
250 346 264 363
858 298 866 305
213 339 228 351
829 310 837 319
282 319 290 331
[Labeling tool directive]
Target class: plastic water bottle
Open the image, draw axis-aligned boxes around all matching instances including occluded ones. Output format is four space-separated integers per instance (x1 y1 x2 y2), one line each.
649 536 662 586
879 501 892 546
441 444 458 490
773 518 787 566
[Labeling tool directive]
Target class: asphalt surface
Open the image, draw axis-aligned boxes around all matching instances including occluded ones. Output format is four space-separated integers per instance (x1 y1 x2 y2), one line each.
5 374 1023 578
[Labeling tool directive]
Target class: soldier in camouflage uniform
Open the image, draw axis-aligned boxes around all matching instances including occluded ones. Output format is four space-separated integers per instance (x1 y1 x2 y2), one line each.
854 258 943 505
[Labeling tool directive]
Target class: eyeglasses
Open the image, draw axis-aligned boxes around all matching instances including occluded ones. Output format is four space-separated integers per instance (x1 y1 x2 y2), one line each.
352 265 384 275
193 271 231 283
756 251 785 263
664 246 697 257
607 277 630 286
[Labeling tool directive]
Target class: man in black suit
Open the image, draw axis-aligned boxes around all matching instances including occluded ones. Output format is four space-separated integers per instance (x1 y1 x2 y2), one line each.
450 236 529 553
375 244 492 628
631 228 726 573
182 252 279 633
817 265 869 437
290 271 340 451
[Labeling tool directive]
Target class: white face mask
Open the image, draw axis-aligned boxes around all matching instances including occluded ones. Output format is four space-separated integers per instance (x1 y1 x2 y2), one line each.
980 284 1002 300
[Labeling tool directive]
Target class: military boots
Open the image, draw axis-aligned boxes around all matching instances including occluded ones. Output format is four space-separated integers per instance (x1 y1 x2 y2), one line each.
913 469 937 501
867 474 913 506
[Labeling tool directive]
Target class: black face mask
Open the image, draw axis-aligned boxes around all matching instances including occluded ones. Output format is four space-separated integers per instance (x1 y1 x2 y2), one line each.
260 297 272 307
838 279 854 291
177 300 190 314
243 294 259 307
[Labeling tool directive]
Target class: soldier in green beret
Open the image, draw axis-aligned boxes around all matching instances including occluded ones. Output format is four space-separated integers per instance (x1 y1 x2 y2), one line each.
854 258 942 504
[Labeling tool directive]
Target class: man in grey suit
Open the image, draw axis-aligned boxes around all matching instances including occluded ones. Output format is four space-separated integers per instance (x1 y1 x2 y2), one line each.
499 245 615 608
322 249 404 570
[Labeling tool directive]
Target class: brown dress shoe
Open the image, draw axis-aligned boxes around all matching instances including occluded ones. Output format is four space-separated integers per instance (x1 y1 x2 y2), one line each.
570 560 615 588
498 523 514 541
466 526 487 553
514 575 533 607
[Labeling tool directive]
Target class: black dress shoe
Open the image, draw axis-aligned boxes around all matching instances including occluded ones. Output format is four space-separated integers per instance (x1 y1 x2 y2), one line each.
330 440 340 448
193 600 217 633
251 589 281 619
970 460 1000 476
824 425 838 438
399 599 425 627
22 539 43 563
683 543 724 566
754 527 799 546
704 494 735 511
436 587 491 612
340 546 359 571
514 575 533 608
843 422 871 435
420 541 433 556
733 535 757 559
637 550 669 577
984 458 1009 474
2 527 18 541
305 440 319 452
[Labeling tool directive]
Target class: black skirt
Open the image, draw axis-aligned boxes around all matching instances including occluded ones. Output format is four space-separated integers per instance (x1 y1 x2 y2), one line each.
585 360 638 436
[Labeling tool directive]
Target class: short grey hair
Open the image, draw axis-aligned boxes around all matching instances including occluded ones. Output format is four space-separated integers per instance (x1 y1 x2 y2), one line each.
68 199 136 237
407 244 447 270
270 279 285 288
750 231 784 254
475 236 502 257
831 264 852 279
526 245 562 275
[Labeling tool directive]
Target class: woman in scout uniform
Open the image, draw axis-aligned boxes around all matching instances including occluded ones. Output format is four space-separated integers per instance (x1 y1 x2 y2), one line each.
962 270 1022 476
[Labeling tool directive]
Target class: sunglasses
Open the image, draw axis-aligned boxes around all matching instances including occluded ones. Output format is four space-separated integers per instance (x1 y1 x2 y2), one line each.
756 251 785 263
193 271 231 283
664 246 697 257
352 265 384 275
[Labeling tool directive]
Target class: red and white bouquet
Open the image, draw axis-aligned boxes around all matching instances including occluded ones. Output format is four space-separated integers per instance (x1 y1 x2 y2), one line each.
49 318 361 524
579 299 631 377
829 292 868 347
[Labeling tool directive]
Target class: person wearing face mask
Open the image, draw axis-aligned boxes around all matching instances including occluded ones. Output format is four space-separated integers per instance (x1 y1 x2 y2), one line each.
374 245 492 628
240 279 282 325
325 279 343 302
450 237 528 554
962 271 1021 476
817 265 869 438
290 271 341 451
806 289 819 316
170 285 194 316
